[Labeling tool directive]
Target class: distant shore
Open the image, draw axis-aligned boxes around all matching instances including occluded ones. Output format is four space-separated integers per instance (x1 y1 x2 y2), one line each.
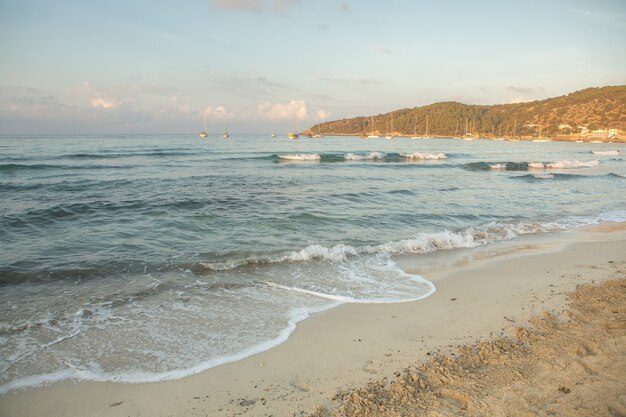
1 225 624 417
300 132 626 143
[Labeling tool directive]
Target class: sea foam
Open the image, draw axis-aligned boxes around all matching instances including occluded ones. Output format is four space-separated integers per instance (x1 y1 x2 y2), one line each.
591 150 620 156
278 154 321 161
529 160 600 169
400 152 447 160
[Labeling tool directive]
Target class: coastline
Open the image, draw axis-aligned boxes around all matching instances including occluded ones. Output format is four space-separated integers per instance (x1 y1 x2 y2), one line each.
1 225 625 417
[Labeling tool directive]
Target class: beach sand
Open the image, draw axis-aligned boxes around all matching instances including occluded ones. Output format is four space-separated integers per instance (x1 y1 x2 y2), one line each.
1 226 625 417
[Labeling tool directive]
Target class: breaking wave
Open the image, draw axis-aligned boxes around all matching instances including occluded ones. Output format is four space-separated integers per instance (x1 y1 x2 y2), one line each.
190 212 626 274
591 150 620 156
400 152 448 160
469 160 601 171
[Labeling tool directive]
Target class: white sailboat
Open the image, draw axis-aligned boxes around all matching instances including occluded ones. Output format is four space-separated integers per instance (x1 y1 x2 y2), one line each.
199 111 208 138
385 114 393 139
223 121 230 138
423 115 432 139
410 115 421 139
463 118 474 141
289 119 299 139
271 120 276 138
368 115 379 138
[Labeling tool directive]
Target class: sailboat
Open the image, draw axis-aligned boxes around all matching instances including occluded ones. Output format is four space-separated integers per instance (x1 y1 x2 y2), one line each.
422 115 432 139
312 120 324 138
223 121 230 138
385 114 393 139
410 115 421 139
289 119 300 139
199 111 208 138
271 120 277 138
367 115 379 138
463 118 474 141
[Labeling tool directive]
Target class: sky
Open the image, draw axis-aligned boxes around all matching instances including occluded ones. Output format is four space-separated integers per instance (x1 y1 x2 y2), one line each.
1 0 625 134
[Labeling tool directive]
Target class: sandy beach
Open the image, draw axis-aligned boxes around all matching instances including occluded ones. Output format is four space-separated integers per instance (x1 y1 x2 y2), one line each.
1 225 625 417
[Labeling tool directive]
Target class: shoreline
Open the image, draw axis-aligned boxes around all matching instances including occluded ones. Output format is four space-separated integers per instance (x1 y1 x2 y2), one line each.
1 225 625 416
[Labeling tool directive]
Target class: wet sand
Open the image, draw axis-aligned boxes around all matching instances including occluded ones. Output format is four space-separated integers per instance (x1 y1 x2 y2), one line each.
1 226 625 417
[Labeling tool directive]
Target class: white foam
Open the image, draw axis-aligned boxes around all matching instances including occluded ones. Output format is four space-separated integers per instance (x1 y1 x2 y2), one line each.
282 244 358 262
591 150 620 156
529 160 600 169
344 152 385 160
265 274 436 304
278 153 321 161
546 160 600 169
490 163 506 170
400 152 447 160
528 162 545 169
0 303 337 394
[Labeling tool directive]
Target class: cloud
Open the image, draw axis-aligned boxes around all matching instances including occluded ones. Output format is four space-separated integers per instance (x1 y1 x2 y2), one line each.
340 2 350 12
506 86 534 94
373 46 401 56
90 98 116 109
204 105 234 119
315 109 330 121
170 96 190 114
257 100 308 120
214 0 262 13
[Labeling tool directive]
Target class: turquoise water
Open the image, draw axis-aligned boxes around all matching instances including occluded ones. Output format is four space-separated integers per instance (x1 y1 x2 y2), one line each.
1 134 624 392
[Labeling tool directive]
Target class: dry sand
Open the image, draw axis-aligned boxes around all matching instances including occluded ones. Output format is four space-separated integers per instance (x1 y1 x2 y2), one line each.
311 278 626 417
1 226 625 417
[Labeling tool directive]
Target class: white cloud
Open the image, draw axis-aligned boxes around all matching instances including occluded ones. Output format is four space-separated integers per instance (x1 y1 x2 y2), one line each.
315 109 330 121
90 97 116 109
170 96 190 114
204 105 234 119
257 100 308 120
510 96 531 104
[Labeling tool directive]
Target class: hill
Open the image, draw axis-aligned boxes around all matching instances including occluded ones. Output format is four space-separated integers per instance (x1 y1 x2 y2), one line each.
305 86 626 140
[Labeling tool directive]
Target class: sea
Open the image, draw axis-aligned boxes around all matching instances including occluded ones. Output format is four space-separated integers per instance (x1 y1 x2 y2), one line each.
1 134 624 393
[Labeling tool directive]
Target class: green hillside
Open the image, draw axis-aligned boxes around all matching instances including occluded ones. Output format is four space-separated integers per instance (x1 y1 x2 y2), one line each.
306 86 626 138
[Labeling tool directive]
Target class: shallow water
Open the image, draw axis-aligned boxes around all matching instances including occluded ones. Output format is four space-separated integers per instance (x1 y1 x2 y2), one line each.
1 134 624 392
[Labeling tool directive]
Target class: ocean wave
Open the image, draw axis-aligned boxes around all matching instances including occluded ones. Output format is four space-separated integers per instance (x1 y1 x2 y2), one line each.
0 163 63 172
470 160 601 171
400 152 447 160
591 150 620 156
344 152 386 160
278 153 321 161
536 160 600 169
189 212 626 273
271 152 452 163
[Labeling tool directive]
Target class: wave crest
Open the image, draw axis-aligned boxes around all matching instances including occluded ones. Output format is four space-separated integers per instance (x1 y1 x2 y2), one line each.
591 150 620 156
278 154 321 161
400 152 447 160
